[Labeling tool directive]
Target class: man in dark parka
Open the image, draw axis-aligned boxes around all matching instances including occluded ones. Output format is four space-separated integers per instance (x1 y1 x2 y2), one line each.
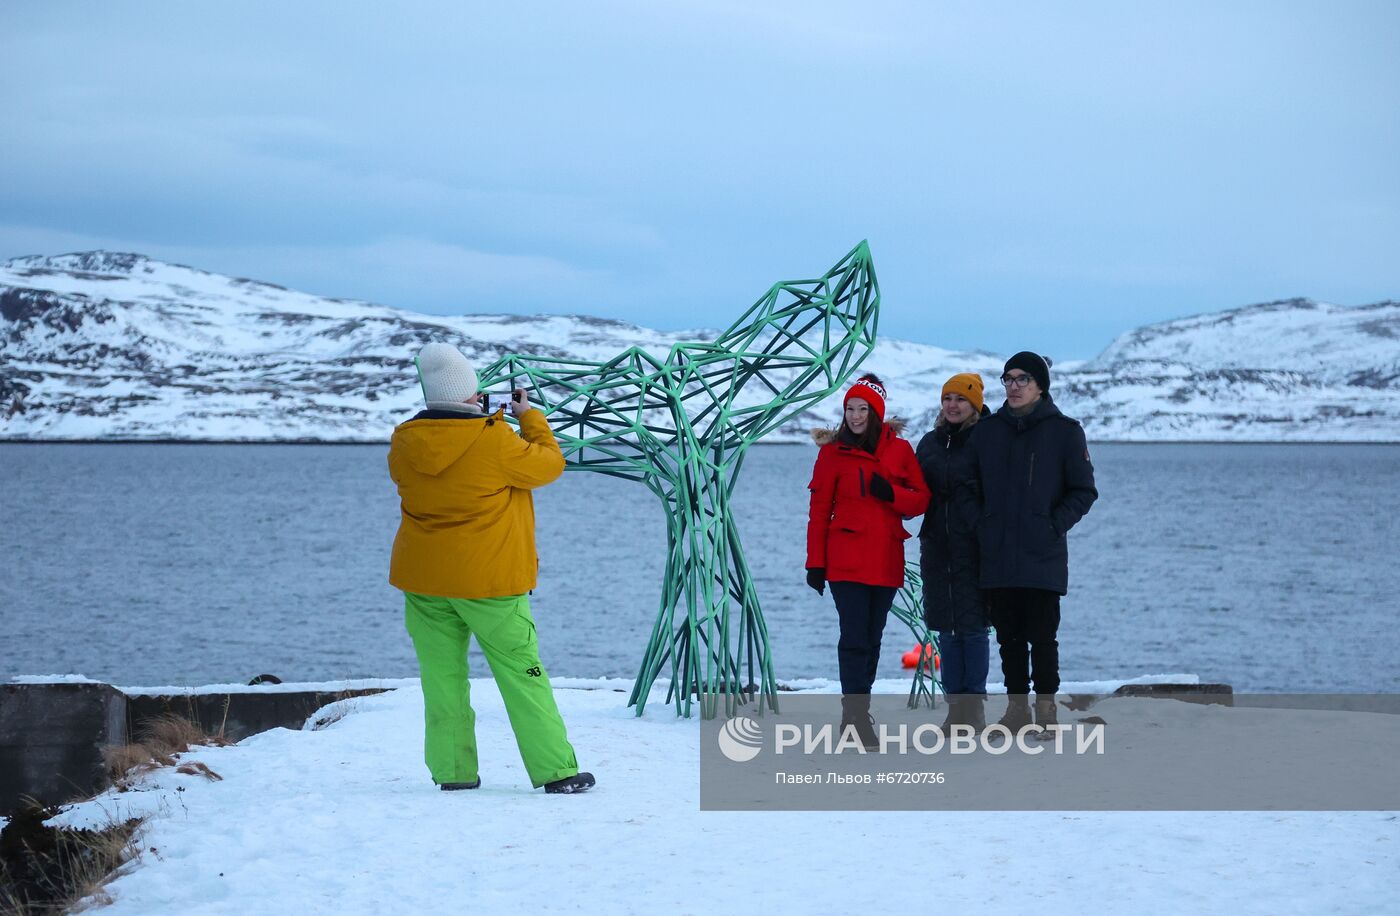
967 351 1098 733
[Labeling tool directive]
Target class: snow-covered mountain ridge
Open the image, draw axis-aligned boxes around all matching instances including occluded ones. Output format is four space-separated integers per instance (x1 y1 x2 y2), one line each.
1068 297 1400 440
2 251 1397 442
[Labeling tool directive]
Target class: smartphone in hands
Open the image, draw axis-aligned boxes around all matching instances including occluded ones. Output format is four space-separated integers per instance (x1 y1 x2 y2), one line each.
482 378 522 415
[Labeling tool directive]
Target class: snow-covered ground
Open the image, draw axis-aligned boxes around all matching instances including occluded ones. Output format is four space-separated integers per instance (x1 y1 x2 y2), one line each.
51 678 1399 915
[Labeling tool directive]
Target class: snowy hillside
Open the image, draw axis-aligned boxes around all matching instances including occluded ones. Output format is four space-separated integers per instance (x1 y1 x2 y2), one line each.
0 251 997 442
2 251 1397 442
1065 298 1400 441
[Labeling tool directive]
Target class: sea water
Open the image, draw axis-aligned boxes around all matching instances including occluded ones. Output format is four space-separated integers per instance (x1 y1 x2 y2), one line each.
2 443 1397 691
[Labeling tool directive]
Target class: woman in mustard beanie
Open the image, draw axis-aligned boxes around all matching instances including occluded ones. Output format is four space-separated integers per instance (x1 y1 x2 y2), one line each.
915 372 992 732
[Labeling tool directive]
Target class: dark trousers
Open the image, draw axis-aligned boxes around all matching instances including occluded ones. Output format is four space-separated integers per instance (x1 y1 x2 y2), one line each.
985 587 1061 696
830 581 897 695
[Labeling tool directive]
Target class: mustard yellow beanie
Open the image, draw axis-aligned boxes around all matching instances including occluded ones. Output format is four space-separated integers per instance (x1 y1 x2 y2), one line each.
941 372 984 413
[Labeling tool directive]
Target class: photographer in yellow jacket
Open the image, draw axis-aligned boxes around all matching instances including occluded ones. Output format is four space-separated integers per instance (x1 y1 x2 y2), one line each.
389 342 594 794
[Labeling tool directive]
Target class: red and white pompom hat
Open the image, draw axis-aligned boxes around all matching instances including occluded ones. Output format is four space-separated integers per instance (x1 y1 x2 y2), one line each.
843 374 887 420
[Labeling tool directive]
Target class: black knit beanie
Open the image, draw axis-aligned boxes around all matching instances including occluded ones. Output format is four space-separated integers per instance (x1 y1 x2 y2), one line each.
1003 351 1053 392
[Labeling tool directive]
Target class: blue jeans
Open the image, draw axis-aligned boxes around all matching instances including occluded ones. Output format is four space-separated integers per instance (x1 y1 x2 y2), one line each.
937 629 989 695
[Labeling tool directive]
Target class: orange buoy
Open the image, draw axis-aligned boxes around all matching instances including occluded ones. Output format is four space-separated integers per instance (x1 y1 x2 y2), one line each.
905 642 938 671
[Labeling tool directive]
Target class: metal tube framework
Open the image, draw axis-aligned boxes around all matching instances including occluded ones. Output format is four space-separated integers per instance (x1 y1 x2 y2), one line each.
478 242 940 717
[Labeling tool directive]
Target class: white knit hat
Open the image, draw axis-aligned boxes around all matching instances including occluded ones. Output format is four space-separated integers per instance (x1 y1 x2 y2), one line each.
416 343 479 409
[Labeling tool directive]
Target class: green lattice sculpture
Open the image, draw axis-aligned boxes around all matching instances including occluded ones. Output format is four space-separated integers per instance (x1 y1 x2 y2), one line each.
893 562 940 708
478 242 879 718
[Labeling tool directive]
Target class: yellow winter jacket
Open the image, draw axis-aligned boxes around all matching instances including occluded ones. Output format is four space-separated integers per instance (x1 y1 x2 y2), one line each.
388 408 565 599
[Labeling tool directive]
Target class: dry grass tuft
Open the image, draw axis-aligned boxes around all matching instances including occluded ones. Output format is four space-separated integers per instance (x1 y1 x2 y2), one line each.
173 762 222 781
103 714 232 790
138 713 210 755
101 744 176 789
101 742 153 779
0 803 144 914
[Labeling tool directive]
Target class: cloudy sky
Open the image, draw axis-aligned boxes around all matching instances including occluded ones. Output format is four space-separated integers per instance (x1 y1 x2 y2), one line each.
3 1 1397 358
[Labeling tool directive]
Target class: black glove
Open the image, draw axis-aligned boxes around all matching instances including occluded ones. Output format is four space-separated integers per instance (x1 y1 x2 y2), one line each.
806 567 826 595
869 473 895 503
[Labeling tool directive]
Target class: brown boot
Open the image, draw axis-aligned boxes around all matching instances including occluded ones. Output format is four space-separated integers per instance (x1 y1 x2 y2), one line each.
937 696 963 735
1034 695 1060 741
996 695 1032 733
964 695 987 733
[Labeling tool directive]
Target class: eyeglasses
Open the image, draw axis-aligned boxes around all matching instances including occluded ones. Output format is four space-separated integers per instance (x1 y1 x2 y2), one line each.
1000 373 1034 389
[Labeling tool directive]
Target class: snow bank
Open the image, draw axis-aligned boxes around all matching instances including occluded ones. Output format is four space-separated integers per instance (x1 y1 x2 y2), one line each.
106 672 1198 698
114 678 421 697
8 674 106 684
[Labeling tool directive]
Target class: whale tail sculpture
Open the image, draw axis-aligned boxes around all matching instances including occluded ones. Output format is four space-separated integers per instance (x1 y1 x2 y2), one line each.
480 241 881 717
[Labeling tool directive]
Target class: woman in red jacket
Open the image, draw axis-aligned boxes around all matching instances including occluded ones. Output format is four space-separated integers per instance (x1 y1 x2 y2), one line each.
806 374 930 742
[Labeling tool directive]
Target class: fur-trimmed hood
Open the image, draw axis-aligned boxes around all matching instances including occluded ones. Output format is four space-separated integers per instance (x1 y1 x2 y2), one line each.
810 416 908 446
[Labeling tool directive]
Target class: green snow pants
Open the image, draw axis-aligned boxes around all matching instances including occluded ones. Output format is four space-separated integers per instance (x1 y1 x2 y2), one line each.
403 592 579 788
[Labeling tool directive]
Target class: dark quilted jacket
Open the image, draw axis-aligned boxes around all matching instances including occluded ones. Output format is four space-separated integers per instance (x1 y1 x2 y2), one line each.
916 412 987 633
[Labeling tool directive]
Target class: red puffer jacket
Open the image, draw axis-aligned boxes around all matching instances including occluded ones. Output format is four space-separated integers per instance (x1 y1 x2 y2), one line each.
806 422 931 588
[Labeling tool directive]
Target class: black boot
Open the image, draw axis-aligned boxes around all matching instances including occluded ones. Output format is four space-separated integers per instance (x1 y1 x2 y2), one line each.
438 778 481 791
840 694 880 751
544 772 596 794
